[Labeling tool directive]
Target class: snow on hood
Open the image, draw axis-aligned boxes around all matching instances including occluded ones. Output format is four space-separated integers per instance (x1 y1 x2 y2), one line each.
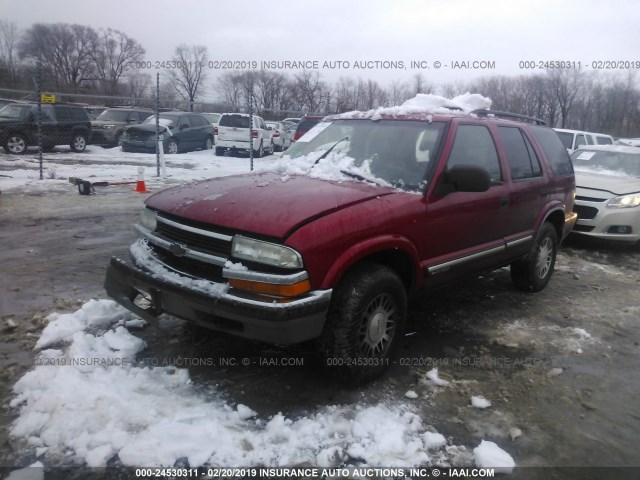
9 299 516 470
332 92 492 120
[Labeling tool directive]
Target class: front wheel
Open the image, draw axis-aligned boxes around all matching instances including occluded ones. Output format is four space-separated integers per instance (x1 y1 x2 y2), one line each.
319 263 406 384
70 134 87 152
511 222 558 292
4 133 28 154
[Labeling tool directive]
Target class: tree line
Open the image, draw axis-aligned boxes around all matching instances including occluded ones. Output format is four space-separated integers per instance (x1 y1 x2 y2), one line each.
1 20 639 137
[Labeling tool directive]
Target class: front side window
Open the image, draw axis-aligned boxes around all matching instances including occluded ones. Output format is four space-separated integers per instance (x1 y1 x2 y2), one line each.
447 124 502 181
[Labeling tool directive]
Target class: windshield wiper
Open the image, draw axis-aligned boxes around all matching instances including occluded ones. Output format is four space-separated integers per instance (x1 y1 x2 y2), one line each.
313 136 350 165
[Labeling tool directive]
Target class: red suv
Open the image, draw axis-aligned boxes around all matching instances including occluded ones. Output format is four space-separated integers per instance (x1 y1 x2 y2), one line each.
105 108 577 382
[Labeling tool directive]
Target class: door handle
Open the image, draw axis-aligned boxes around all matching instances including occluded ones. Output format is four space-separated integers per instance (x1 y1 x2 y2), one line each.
500 197 509 207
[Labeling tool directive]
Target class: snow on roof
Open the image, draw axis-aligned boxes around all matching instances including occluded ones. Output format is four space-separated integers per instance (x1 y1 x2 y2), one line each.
331 93 492 121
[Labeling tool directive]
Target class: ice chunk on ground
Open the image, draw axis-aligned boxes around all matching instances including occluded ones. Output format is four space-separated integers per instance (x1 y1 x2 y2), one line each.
471 396 492 409
423 431 447 450
237 404 257 420
473 440 515 474
405 390 419 399
426 368 450 386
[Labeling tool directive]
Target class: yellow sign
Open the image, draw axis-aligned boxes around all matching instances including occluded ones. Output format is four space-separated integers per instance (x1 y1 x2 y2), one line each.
40 94 55 104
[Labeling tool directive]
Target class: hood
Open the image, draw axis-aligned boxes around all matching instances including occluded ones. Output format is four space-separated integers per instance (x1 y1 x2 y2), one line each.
145 172 396 239
575 171 640 196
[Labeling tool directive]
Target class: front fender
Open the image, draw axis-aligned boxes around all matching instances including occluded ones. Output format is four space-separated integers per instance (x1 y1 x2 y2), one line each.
319 234 421 290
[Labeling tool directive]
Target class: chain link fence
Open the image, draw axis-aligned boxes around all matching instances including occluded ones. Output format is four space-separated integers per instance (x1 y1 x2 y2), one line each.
0 82 312 190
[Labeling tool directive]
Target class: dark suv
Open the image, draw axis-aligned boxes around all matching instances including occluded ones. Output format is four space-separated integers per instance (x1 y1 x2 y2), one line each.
106 107 577 382
0 102 91 154
91 107 153 147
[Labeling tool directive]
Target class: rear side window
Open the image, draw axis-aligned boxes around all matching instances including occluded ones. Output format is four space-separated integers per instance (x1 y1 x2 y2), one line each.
596 136 613 145
530 126 574 176
220 114 250 128
499 126 542 180
447 124 502 181
54 106 88 122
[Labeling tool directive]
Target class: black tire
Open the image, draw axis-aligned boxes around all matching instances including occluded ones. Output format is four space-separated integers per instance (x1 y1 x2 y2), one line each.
254 142 263 158
70 133 87 153
114 133 124 148
167 139 179 154
215 147 224 156
511 222 558 292
319 262 407 384
4 133 28 154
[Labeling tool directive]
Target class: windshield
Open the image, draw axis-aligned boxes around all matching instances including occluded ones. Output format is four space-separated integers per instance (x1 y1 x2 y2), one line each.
280 119 446 190
571 150 640 177
0 104 33 120
143 114 177 127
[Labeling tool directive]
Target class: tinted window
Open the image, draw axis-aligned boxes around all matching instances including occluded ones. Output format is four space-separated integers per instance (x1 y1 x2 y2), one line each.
530 126 574 176
0 104 32 120
575 134 587 147
220 114 250 128
499 126 542 180
297 117 322 134
586 135 594 145
54 106 87 121
556 131 572 149
596 136 613 145
447 124 502 181
137 112 152 121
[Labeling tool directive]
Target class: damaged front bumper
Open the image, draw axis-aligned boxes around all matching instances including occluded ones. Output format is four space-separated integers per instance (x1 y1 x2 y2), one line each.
104 250 332 345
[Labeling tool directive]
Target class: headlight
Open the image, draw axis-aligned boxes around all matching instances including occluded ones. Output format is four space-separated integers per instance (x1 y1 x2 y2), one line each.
232 236 303 269
139 208 157 231
607 194 640 208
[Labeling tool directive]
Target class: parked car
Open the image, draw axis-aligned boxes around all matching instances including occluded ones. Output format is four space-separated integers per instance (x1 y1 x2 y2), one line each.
201 113 222 144
84 106 107 120
0 102 91 154
121 112 214 154
570 145 640 243
283 117 301 126
0 98 15 108
105 104 577 382
554 128 614 153
91 107 153 147
293 115 324 141
615 138 640 147
266 121 292 151
215 113 274 157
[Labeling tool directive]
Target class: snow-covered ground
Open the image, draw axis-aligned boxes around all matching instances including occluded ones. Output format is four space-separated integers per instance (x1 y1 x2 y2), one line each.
9 299 516 471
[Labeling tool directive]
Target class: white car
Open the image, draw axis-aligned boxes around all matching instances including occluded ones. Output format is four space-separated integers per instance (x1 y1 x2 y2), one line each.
554 128 614 153
215 113 274 157
266 121 292 151
570 145 640 243
201 112 221 143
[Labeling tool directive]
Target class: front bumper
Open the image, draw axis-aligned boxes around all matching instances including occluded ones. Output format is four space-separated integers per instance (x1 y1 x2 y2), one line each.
105 256 332 344
572 201 640 242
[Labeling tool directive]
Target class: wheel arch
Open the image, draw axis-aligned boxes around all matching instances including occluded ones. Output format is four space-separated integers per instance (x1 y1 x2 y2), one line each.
319 236 420 292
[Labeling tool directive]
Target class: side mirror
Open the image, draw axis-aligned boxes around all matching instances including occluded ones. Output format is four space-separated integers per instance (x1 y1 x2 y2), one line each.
435 164 491 195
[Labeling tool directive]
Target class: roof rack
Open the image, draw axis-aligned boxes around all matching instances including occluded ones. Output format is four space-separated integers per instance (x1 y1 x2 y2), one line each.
470 109 546 126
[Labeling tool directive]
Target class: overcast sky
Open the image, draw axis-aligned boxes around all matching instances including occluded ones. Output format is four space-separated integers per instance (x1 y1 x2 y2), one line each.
2 0 640 93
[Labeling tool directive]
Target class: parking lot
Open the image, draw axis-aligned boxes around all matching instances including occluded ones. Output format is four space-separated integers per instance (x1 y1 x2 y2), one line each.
1 155 640 477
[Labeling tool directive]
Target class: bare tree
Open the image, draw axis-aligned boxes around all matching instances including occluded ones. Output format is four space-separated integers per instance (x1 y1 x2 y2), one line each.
125 72 151 99
0 20 20 87
547 68 583 128
19 23 96 92
167 44 208 111
291 70 328 113
90 28 145 96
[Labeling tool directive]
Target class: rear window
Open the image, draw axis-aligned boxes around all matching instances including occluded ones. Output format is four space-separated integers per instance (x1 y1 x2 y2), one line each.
530 126 574 176
220 114 250 128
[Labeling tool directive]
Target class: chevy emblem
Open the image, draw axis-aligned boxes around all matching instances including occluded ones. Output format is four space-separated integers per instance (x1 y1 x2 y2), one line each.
169 242 188 257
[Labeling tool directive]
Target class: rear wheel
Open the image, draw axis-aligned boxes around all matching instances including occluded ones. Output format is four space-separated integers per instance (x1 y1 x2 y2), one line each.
167 139 179 154
4 133 28 154
204 137 213 150
511 222 558 292
319 263 406 384
253 141 264 158
70 133 87 152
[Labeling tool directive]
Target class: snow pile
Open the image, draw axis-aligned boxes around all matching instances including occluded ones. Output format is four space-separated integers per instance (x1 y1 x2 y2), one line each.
10 299 516 470
425 368 450 387
334 93 492 120
473 440 515 474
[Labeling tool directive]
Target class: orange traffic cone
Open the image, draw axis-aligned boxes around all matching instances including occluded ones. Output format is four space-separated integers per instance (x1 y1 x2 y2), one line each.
133 166 150 193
